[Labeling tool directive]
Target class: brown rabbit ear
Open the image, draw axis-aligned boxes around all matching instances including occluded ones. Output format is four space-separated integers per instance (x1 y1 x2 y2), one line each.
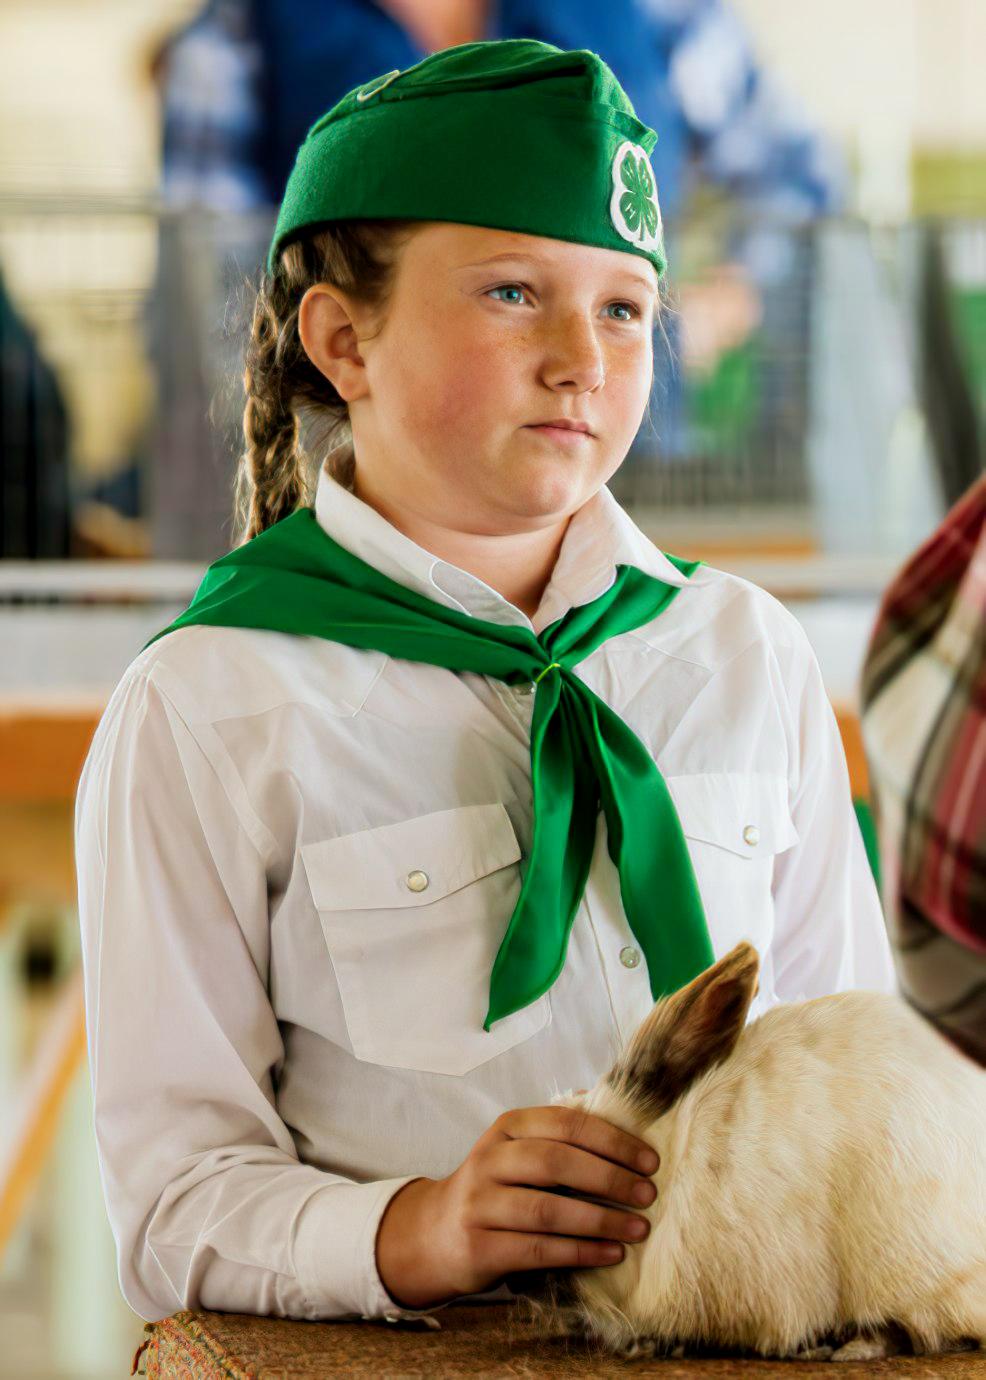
608 941 760 1124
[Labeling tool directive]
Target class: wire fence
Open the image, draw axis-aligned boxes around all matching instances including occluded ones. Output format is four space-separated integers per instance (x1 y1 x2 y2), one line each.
1 196 983 565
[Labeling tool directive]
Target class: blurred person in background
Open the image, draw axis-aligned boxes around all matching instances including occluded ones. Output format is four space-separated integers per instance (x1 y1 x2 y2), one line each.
0 264 71 557
860 470 986 1070
145 0 845 559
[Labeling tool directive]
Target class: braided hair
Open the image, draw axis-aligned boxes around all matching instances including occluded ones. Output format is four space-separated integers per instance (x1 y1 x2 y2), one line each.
233 219 419 544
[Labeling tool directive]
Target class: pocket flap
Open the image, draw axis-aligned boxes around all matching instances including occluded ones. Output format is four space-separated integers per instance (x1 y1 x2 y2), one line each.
665 772 799 859
301 801 522 911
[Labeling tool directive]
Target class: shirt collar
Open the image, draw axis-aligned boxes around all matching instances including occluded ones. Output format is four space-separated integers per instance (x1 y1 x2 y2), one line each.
312 440 691 634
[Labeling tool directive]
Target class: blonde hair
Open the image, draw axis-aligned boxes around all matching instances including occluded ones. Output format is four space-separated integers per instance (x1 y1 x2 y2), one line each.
233 220 672 546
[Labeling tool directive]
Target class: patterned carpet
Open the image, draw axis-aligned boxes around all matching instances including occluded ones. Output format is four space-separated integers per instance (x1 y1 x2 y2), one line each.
136 1303 986 1378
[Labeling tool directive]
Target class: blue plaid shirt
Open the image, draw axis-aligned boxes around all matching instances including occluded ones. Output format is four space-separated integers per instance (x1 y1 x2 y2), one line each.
158 0 846 263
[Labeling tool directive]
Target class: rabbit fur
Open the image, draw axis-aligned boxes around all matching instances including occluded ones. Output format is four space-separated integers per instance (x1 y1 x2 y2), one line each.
526 940 986 1363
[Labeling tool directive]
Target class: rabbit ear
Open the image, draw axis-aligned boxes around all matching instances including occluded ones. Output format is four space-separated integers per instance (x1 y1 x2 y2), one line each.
607 941 761 1124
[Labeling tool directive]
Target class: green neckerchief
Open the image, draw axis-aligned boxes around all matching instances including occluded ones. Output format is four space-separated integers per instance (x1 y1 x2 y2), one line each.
143 507 715 1031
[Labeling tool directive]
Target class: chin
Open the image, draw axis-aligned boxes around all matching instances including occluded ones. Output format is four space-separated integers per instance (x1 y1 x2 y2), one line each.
506 461 602 510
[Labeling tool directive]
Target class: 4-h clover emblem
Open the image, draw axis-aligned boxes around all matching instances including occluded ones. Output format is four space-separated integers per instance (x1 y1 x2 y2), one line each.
609 140 663 254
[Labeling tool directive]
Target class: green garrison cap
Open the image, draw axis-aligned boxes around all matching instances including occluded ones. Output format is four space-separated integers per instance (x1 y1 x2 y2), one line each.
266 38 666 280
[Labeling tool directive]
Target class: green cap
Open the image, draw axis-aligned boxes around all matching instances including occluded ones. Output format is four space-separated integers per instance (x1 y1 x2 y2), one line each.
266 38 666 280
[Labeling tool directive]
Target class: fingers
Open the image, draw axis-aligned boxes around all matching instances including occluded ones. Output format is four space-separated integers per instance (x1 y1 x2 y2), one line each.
485 1183 652 1247
492 1104 660 1176
490 1136 656 1213
449 1103 663 1296
476 1227 627 1279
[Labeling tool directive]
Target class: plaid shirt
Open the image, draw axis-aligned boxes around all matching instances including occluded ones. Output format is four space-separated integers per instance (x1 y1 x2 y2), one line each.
860 471 986 1068
157 0 269 212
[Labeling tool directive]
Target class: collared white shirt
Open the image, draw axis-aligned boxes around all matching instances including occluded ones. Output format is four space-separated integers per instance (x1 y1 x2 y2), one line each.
74 450 898 1325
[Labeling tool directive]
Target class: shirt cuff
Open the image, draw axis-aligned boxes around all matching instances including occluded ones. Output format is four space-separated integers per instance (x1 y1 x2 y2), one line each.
292 1174 455 1322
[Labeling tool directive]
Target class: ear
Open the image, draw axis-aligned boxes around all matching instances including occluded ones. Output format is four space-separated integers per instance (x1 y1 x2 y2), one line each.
608 941 760 1124
297 283 369 403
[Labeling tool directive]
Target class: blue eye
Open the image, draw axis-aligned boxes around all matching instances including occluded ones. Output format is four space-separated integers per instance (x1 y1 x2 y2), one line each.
487 284 528 306
486 284 641 321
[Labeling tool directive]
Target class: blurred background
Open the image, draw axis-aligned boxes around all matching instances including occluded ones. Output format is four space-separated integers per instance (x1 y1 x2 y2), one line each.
2 0 985 1374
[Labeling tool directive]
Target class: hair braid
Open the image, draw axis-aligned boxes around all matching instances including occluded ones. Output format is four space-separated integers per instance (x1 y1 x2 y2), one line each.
233 219 419 545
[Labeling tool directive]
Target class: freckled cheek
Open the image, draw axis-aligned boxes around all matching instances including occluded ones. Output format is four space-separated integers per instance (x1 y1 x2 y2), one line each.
617 368 651 419
402 335 519 442
607 348 653 429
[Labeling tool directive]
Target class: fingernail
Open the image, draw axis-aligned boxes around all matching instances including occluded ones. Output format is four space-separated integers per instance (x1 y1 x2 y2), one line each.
638 1150 659 1173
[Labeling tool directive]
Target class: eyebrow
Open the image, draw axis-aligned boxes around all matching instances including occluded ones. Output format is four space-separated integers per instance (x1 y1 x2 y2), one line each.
458 251 659 299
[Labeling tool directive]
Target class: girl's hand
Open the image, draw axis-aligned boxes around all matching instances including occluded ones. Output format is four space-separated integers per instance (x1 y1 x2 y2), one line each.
375 1102 659 1309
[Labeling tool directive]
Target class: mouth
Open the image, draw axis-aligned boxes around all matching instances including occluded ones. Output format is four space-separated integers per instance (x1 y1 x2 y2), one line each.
524 423 593 443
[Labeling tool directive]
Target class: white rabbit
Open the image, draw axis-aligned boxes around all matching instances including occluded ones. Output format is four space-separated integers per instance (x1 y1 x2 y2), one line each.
524 940 986 1363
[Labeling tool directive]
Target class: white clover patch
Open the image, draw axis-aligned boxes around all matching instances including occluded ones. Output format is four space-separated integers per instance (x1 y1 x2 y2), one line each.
609 140 663 253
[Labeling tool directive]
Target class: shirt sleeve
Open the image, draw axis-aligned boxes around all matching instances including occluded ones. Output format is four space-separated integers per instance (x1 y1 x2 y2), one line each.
74 667 451 1324
768 628 900 1003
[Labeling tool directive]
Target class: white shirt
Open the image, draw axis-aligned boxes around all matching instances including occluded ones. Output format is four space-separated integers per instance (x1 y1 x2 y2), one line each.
75 453 898 1325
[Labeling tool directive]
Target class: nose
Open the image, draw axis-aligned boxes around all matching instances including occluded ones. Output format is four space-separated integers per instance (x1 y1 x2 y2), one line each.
541 311 605 393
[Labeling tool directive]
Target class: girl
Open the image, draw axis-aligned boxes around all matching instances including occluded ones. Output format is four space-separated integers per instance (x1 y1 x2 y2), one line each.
75 38 897 1325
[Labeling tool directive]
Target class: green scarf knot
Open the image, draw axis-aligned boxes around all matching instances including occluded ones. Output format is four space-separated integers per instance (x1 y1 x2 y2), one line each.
143 506 716 1031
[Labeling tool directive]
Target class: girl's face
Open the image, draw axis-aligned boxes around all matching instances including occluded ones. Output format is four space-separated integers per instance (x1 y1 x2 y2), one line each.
312 221 659 536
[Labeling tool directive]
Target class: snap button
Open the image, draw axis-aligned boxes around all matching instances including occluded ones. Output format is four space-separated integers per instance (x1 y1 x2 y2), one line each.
620 946 641 969
742 825 760 847
405 870 430 892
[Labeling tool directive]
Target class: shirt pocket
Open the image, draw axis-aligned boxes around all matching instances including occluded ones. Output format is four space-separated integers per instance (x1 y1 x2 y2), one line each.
664 771 799 963
300 802 551 1077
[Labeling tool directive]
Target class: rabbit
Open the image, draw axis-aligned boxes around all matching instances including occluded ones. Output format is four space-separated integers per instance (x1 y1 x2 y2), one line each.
520 940 986 1363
